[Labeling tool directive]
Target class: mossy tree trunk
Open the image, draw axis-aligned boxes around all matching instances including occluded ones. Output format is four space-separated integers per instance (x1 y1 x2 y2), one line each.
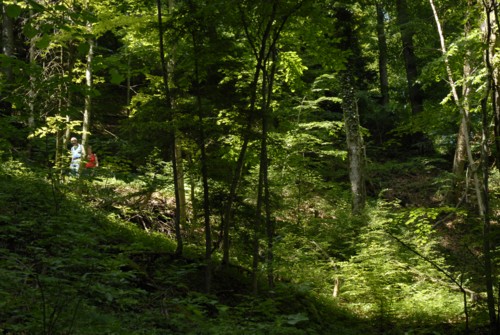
341 72 366 215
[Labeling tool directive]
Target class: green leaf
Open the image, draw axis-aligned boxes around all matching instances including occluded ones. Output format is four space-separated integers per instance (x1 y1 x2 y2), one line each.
23 23 38 39
0 215 12 223
110 68 125 85
78 42 91 55
54 4 68 11
26 0 45 13
5 4 22 19
286 313 309 325
35 35 51 49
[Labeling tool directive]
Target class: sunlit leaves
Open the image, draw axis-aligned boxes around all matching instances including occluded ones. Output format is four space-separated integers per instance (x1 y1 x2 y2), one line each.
35 34 51 49
22 22 38 39
278 51 308 92
28 116 82 139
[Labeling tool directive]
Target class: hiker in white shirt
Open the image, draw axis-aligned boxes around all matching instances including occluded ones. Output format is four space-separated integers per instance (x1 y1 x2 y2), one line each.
69 137 83 176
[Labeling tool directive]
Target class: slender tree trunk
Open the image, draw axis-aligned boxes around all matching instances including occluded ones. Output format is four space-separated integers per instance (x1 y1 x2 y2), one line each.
61 6 74 162
375 1 389 109
396 0 423 115
81 0 94 151
341 72 366 214
126 52 131 111
82 38 93 151
157 0 183 256
222 0 302 267
198 111 212 292
450 117 468 202
489 1 500 170
2 2 14 82
189 22 213 291
336 6 366 215
62 41 76 177
164 5 186 226
450 0 473 204
252 135 265 294
175 139 187 229
430 1 495 331
27 14 37 158
222 2 276 266
252 48 274 294
265 48 277 290
481 2 497 332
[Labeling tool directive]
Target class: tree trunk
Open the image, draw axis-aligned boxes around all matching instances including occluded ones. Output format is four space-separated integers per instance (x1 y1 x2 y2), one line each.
450 117 468 203
335 6 366 215
157 0 183 256
2 2 14 81
252 48 274 295
480 2 496 331
265 48 277 290
222 0 302 267
430 1 496 330
222 2 275 267
27 14 36 158
175 138 187 229
396 0 423 115
82 37 93 151
189 15 213 291
341 72 366 215
487 1 500 172
375 1 389 109
450 1 473 204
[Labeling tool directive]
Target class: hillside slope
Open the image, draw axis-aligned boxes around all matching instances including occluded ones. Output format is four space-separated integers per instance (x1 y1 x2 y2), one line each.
0 161 369 335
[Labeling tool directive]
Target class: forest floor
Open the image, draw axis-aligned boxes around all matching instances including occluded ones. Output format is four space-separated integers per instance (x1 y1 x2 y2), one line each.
0 156 494 334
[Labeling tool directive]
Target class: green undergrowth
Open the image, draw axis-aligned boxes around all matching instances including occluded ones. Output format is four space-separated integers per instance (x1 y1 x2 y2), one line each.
0 158 491 334
0 160 368 335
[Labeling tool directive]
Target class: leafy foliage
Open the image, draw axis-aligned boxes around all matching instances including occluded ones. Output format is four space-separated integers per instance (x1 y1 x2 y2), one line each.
1 0 500 334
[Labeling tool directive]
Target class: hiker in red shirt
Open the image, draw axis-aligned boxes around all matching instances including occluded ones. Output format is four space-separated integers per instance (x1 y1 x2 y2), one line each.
84 145 99 175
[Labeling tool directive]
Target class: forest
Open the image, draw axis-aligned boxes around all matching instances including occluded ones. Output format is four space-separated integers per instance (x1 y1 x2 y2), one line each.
1 0 500 334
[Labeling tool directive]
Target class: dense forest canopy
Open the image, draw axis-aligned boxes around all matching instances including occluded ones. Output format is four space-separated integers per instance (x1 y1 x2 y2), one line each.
2 0 500 334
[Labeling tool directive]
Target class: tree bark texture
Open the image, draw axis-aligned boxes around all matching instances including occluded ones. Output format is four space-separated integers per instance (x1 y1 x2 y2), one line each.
480 2 497 330
175 138 187 229
335 6 366 215
190 22 213 291
82 37 94 150
376 2 389 109
157 0 183 256
2 3 14 81
396 0 423 115
486 1 500 172
450 2 473 204
341 72 366 215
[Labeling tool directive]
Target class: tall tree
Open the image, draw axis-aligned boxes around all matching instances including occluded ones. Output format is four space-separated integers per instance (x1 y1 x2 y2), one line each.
336 5 366 214
81 1 94 150
484 0 500 170
221 0 302 266
450 0 475 204
429 1 496 331
2 1 14 82
396 0 423 116
156 0 183 256
479 1 496 331
375 1 390 109
193 38 213 291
